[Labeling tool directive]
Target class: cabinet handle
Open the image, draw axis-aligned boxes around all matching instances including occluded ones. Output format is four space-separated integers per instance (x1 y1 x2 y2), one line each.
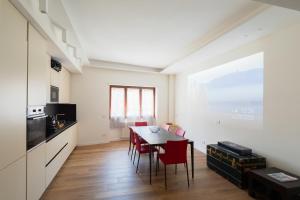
28 115 48 120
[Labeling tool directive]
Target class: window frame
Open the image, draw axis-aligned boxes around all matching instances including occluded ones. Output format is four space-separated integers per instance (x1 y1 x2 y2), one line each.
109 85 156 119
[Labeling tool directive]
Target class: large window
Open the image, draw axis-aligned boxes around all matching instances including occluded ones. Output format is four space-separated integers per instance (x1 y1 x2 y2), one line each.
109 85 155 118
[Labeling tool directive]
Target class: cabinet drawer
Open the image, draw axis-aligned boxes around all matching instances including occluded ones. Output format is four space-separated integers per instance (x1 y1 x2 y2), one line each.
46 130 68 164
45 142 69 187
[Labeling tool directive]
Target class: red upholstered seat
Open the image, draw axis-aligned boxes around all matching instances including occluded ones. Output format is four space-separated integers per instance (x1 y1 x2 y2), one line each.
158 140 188 165
134 121 148 143
128 128 147 160
133 132 158 173
138 144 157 154
156 140 189 189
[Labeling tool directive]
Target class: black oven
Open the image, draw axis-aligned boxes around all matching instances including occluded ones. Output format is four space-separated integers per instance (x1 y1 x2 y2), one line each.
27 106 47 150
50 85 59 103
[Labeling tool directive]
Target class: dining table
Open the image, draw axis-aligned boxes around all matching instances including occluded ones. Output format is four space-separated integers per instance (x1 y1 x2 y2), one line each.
129 125 194 184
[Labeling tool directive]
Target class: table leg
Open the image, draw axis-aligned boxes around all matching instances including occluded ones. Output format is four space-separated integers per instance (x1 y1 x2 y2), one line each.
190 142 194 179
149 145 152 184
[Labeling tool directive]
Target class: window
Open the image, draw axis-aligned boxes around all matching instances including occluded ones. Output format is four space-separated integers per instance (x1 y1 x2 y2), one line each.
110 87 125 117
109 85 155 118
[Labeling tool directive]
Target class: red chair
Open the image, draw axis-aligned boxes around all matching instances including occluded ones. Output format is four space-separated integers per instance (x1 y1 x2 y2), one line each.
175 128 186 137
135 121 148 126
156 140 189 189
160 128 185 151
133 133 158 173
128 122 148 160
134 121 147 145
128 128 147 159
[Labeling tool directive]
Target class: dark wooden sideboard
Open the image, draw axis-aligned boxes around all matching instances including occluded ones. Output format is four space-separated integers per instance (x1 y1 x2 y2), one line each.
248 167 300 200
207 143 266 188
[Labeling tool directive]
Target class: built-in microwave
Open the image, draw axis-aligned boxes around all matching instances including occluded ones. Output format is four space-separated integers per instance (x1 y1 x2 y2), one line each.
50 85 59 103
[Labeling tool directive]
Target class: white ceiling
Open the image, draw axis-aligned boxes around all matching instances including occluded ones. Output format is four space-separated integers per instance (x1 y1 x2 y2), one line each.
61 0 263 69
254 0 300 11
163 6 300 74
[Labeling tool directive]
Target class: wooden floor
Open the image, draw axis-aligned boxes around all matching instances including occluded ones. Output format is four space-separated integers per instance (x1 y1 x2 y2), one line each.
42 141 253 200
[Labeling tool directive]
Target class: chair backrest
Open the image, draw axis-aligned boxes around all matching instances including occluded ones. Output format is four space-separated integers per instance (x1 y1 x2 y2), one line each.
162 124 170 131
168 125 179 134
175 128 186 137
134 133 142 151
165 140 188 164
135 121 148 126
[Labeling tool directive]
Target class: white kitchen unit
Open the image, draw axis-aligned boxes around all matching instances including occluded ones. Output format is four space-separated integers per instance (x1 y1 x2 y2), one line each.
0 1 27 199
0 157 26 200
50 67 71 103
46 128 69 164
46 124 77 187
50 68 61 88
0 0 27 171
59 67 71 103
27 142 46 200
67 124 78 153
28 23 49 106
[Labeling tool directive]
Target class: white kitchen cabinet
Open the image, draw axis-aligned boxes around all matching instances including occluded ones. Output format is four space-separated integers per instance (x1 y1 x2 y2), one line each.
66 124 78 153
46 129 68 164
0 156 26 200
0 0 27 170
27 142 46 200
59 67 71 103
50 68 61 88
45 124 77 187
45 140 69 187
28 23 49 106
50 67 71 103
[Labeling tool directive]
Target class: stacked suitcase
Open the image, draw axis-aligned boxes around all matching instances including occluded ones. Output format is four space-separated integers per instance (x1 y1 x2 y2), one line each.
207 141 266 188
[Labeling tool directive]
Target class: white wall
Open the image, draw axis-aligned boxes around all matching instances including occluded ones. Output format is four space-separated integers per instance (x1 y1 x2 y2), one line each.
71 67 170 145
175 22 300 175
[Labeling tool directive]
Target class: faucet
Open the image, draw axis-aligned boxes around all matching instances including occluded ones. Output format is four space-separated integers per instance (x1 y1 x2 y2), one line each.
55 113 65 121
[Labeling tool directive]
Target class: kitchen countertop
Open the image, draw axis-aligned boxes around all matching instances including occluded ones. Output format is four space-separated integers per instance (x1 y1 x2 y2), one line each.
46 121 77 142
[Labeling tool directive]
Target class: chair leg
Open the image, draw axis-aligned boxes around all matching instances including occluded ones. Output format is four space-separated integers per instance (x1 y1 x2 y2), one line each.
156 154 159 176
164 164 167 190
136 153 140 173
157 152 160 171
128 141 131 155
133 149 137 164
186 162 190 188
175 164 177 174
130 145 135 160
